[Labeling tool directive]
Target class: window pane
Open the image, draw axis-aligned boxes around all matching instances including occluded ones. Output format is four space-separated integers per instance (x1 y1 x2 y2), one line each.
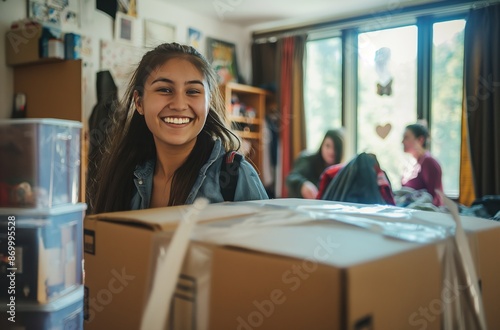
357 26 418 189
304 38 342 151
431 19 466 197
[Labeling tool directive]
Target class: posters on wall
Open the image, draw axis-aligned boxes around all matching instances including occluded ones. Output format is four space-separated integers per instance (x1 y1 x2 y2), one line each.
206 37 239 84
117 0 137 17
187 27 201 50
28 0 80 30
99 39 145 98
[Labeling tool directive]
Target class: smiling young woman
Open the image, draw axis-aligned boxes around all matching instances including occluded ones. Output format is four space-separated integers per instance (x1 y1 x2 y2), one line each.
88 43 268 213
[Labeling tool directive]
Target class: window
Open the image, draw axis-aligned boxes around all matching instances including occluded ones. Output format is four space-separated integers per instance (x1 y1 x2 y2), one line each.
357 25 418 189
431 19 466 197
304 38 342 151
303 15 466 197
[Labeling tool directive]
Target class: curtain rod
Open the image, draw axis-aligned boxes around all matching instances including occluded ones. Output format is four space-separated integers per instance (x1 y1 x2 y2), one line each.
252 0 500 43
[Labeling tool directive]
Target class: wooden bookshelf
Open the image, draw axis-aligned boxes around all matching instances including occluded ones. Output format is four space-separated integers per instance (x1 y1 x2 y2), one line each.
220 82 271 178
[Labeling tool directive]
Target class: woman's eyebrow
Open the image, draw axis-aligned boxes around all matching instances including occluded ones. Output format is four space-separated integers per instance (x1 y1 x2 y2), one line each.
151 77 173 85
150 78 204 87
185 80 204 86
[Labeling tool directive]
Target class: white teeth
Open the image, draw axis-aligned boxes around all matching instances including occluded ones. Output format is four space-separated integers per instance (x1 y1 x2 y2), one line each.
163 117 190 124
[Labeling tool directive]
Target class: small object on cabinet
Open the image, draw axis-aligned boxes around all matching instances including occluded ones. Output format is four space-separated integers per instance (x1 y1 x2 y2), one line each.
11 93 27 118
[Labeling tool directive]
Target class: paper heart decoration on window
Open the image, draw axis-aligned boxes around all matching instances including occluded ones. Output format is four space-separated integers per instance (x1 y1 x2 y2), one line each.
376 123 392 139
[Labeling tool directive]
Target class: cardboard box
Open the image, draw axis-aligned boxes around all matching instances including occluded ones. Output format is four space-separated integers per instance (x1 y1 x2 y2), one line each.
83 200 474 330
254 198 500 329
5 26 43 66
5 25 62 66
84 199 500 329
407 208 500 330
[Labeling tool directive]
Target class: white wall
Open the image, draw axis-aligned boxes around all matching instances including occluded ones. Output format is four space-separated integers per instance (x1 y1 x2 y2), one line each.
0 0 26 119
0 0 252 119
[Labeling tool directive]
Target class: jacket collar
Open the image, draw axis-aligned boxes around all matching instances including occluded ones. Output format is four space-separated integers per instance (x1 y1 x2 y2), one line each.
133 138 224 179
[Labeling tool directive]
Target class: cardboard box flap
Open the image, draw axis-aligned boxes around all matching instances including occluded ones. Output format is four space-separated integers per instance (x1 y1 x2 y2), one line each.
194 219 426 268
86 199 494 269
86 200 448 267
250 198 500 236
85 202 263 232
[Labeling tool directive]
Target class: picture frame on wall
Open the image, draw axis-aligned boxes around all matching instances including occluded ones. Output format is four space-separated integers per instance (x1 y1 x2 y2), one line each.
144 19 175 48
206 37 239 84
187 27 201 50
115 12 135 44
118 0 138 17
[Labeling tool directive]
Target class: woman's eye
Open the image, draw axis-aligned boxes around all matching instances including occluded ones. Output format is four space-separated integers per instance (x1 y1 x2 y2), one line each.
187 89 201 95
157 88 172 93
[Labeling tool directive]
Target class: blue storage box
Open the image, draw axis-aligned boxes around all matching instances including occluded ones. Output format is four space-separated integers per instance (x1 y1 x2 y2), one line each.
1 286 83 329
0 119 82 208
64 33 81 60
0 203 86 303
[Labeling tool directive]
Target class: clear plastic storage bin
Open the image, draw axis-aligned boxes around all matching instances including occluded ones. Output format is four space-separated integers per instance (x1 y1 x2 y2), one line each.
0 203 86 303
1 286 83 330
0 118 82 208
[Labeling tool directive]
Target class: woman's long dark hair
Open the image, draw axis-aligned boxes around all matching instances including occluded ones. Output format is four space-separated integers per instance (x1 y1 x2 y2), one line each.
309 129 344 178
89 43 239 213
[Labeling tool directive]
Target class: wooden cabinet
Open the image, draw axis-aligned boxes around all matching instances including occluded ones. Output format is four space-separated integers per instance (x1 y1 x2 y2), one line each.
220 82 270 178
13 59 87 203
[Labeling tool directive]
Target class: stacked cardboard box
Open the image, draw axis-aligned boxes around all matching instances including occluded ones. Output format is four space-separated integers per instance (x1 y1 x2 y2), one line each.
84 199 500 329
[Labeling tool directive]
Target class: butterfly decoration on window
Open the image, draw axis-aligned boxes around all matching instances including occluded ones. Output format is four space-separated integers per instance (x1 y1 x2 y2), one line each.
377 79 393 96
375 47 393 96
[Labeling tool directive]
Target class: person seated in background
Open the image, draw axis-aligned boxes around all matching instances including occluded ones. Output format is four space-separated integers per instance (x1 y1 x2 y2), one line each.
401 123 443 206
318 152 395 205
286 129 344 199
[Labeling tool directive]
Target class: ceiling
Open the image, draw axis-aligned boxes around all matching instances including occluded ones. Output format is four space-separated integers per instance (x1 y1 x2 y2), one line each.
161 0 443 31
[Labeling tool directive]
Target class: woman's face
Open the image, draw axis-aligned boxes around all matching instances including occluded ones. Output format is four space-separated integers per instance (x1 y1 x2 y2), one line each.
402 129 422 154
321 137 336 165
134 58 209 149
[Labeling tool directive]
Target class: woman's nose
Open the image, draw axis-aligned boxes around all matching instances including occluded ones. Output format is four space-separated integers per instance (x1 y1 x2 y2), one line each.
168 93 188 110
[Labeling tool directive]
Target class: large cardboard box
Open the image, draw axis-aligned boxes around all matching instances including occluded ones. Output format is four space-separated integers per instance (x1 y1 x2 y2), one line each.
256 198 500 329
5 26 43 66
83 199 500 330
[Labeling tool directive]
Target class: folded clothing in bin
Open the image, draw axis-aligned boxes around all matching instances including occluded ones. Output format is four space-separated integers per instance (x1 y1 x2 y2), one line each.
1 285 83 329
0 118 82 208
0 203 86 303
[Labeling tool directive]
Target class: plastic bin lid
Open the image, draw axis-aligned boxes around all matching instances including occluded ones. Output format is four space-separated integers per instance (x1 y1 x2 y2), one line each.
2 286 84 312
0 118 82 128
0 203 87 216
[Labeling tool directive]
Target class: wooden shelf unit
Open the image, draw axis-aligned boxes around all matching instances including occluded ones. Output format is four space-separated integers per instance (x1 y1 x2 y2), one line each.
220 82 270 178
13 59 87 203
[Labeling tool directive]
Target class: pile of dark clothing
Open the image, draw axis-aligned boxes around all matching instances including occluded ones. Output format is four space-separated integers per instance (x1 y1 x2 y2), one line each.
319 152 395 205
459 195 500 221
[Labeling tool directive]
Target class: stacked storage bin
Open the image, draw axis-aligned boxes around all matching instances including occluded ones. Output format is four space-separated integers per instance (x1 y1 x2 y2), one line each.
0 119 85 329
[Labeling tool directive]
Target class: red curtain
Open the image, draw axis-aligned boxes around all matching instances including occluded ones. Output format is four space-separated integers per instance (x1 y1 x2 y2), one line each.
279 37 294 197
277 36 306 197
